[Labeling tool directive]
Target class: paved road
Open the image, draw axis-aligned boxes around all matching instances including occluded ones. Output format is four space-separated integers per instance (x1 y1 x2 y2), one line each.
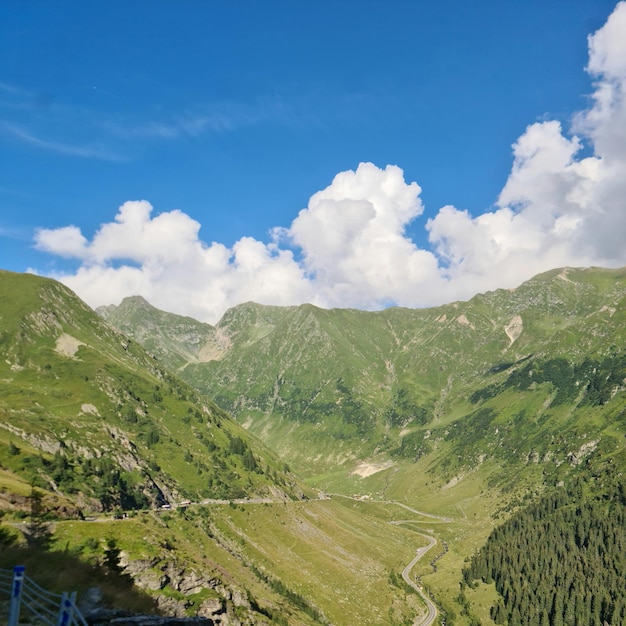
400 533 439 626
61 491 448 624
328 493 453 522
389 500 452 523
328 493 448 625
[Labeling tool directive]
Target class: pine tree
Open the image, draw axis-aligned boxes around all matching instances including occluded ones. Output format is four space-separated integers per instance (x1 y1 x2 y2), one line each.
26 486 52 549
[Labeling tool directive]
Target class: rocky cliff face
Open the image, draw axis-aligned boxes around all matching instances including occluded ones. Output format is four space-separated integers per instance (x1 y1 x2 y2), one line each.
77 554 261 626
121 555 251 624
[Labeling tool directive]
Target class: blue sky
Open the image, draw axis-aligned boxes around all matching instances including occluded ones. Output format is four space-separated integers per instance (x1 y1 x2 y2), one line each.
1 1 625 322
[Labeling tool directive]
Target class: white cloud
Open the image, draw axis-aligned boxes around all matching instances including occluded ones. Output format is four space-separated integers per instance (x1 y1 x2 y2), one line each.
425 1 626 296
35 3 626 323
35 225 88 258
35 201 314 323
275 163 443 309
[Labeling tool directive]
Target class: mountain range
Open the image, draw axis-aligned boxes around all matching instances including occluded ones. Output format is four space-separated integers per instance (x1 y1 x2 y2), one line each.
99 266 626 487
1 266 625 625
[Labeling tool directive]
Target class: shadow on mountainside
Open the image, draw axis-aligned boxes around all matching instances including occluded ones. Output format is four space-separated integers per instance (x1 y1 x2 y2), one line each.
0 534 159 615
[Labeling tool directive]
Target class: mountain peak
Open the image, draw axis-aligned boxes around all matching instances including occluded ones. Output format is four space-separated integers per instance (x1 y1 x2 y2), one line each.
120 294 152 307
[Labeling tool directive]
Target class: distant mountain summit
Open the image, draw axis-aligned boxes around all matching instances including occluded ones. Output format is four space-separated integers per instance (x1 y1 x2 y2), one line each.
2 266 625 625
98 295 219 370
99 266 626 486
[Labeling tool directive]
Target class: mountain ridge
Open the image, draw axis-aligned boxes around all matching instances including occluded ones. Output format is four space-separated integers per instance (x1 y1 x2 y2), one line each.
0 269 303 509
2 266 625 625
98 265 626 483
1 269 444 625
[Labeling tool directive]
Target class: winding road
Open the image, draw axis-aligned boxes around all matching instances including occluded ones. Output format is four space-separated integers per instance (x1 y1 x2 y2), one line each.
400 532 438 626
58 492 448 624
329 494 448 625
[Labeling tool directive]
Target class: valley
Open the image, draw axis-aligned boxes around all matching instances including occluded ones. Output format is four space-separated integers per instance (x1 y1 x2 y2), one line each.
1 267 625 625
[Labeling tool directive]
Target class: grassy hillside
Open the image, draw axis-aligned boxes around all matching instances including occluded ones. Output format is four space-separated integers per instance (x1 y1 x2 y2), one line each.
0 270 330 624
2 494 447 626
0 270 449 625
2 267 624 625
97 266 626 624
0 270 304 509
100 266 626 486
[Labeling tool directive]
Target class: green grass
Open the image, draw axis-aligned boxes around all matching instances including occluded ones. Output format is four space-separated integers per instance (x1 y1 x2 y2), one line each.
47 500 438 625
197 498 432 625
3 267 626 625
0 468 32 496
0 542 159 614
108 267 625 491
0 270 305 511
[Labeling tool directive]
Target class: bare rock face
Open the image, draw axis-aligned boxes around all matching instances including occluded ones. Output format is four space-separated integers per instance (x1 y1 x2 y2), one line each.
155 596 187 618
120 556 157 576
168 568 208 596
136 570 169 592
504 315 523 345
227 589 248 609
197 599 224 619
117 557 254 624
81 589 214 626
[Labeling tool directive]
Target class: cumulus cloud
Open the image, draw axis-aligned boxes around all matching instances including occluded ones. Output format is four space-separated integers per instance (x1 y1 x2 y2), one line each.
35 201 314 323
426 1 626 296
274 163 444 308
35 3 626 323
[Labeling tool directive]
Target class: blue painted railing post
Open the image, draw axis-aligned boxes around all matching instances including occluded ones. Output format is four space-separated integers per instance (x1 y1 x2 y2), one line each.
57 591 73 626
8 565 25 626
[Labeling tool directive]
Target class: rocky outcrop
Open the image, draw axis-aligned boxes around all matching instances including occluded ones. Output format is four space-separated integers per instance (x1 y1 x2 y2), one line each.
117 556 253 625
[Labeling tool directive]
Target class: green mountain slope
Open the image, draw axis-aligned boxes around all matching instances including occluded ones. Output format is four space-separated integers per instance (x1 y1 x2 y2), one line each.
0 270 301 509
3 267 625 625
100 266 626 487
95 265 626 624
463 473 626 625
97 295 220 370
1 270 446 626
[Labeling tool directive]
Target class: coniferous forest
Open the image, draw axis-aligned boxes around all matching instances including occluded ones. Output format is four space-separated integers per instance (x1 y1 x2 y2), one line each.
463 473 626 626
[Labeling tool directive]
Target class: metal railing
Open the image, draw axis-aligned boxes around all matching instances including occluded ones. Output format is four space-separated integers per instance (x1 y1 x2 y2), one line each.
1 566 88 626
